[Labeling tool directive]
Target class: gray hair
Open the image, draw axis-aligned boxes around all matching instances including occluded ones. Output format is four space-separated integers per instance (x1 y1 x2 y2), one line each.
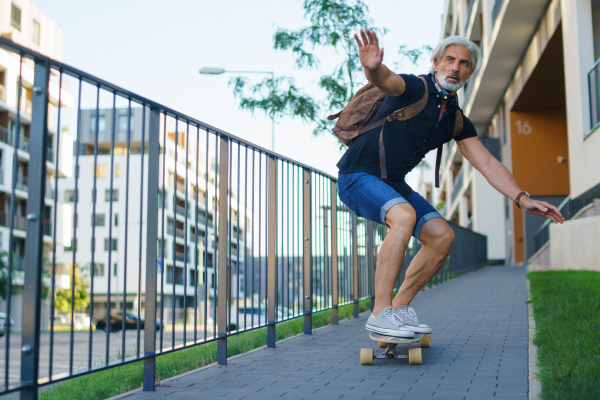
429 36 481 74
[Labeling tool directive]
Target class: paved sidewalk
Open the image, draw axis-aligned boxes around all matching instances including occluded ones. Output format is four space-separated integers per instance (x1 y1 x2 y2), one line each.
120 266 528 400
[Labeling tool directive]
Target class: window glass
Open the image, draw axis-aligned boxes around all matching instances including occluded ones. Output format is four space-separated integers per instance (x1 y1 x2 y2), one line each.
10 4 21 31
105 188 119 201
104 238 118 251
32 20 40 45
93 164 107 178
94 263 105 277
90 115 106 133
93 213 105 227
118 115 134 132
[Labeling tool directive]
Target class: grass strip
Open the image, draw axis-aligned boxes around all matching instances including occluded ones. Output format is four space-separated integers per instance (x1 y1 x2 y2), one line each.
528 270 600 400
39 299 371 400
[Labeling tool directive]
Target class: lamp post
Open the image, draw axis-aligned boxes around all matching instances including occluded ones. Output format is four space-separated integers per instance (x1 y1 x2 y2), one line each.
199 67 276 152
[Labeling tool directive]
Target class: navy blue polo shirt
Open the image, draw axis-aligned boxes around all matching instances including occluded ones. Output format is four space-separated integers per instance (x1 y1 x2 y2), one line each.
337 73 477 197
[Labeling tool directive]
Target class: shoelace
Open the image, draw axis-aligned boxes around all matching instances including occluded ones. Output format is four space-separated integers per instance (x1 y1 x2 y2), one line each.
382 307 403 327
399 306 419 324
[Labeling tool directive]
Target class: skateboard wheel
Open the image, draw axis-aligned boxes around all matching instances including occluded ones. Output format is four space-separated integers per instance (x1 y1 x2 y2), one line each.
408 348 422 365
360 348 374 365
419 334 431 348
379 341 387 348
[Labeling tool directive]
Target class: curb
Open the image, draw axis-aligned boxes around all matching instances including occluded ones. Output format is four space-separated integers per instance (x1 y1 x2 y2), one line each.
107 310 370 400
527 279 542 400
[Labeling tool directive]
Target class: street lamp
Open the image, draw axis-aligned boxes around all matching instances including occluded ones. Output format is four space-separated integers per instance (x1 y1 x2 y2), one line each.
199 67 276 152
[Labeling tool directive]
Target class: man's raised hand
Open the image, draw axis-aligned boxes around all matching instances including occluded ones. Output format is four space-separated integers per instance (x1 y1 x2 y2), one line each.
354 29 384 70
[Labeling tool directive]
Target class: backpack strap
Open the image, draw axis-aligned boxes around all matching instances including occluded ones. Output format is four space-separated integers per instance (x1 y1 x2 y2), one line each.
434 110 464 188
378 76 429 179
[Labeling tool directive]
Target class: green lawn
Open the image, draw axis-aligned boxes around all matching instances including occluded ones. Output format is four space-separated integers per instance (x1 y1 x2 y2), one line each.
39 300 371 400
528 270 600 400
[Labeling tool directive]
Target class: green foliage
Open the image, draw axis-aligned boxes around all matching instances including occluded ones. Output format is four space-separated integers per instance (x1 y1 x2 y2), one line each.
528 271 600 400
230 0 430 139
54 264 90 314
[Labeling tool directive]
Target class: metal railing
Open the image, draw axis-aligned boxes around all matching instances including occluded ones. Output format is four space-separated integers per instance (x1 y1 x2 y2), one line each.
491 0 505 29
533 196 595 252
465 0 477 32
588 58 600 132
0 37 488 399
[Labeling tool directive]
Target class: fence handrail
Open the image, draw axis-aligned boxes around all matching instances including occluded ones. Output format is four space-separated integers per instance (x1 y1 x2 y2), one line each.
0 37 336 181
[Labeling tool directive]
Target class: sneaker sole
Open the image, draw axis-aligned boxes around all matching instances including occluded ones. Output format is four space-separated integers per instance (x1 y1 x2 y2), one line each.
365 323 415 338
405 326 433 334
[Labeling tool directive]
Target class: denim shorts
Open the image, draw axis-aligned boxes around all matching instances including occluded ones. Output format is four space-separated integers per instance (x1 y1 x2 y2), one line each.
337 172 443 240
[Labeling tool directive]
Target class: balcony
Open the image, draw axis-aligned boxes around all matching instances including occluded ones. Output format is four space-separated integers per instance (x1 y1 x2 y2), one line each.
175 205 188 218
480 137 501 161
47 148 54 163
174 251 186 262
0 212 27 230
45 186 54 200
166 224 185 239
0 84 5 102
16 175 28 191
44 220 52 236
451 167 464 204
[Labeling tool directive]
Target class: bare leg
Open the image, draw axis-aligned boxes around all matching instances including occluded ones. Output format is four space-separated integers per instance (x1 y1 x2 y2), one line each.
392 218 454 309
372 203 415 316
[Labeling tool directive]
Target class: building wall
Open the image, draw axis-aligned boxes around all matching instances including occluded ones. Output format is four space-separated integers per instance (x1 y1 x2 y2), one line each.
562 0 600 199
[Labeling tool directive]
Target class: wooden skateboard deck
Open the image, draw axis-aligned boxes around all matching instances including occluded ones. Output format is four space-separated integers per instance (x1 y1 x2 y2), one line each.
360 332 431 365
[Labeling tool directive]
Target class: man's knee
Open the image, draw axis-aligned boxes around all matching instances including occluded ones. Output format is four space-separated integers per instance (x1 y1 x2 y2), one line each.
385 203 416 234
422 220 454 249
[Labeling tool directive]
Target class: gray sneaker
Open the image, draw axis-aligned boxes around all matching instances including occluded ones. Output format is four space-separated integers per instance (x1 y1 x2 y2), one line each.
394 305 432 334
365 306 415 338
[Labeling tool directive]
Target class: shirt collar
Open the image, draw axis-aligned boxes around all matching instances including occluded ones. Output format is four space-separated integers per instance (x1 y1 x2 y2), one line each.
426 72 459 108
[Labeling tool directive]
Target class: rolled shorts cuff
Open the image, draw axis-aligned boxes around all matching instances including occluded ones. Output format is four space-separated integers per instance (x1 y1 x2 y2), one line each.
380 197 408 226
414 211 443 240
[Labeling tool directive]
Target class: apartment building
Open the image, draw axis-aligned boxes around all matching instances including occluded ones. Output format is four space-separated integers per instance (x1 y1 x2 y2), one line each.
436 0 600 267
54 108 251 322
0 0 73 330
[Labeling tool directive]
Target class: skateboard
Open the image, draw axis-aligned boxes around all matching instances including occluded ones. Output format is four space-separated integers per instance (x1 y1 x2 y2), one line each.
360 332 431 365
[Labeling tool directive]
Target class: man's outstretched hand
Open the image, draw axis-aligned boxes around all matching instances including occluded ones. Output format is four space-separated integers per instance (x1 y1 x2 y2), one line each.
354 29 384 70
520 197 565 224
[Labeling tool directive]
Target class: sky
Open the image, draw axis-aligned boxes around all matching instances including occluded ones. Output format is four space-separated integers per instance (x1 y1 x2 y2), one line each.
32 0 445 185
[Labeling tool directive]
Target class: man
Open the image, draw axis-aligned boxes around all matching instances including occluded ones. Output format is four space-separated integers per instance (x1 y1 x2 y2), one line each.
336 30 564 338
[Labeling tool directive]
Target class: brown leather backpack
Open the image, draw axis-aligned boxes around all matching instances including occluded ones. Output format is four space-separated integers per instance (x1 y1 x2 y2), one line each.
328 76 463 188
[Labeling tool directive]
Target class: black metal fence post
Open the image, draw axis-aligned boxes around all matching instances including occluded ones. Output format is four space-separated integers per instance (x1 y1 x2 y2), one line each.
143 107 161 391
330 181 338 325
303 169 312 334
267 155 277 348
217 135 229 365
352 214 359 318
20 58 50 400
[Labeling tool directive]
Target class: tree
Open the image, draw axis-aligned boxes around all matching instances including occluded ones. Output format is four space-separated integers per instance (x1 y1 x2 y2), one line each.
54 264 90 314
230 0 431 142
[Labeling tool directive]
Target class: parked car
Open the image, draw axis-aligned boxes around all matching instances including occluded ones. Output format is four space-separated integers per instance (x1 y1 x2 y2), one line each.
96 312 162 333
0 312 15 337
53 313 91 330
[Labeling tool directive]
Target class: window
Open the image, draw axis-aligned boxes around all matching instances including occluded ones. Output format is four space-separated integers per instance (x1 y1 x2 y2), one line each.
166 266 184 285
189 269 196 287
74 213 78 227
104 238 118 251
114 213 119 227
10 3 21 31
32 19 40 45
105 188 119 202
64 190 77 203
93 213 105 227
91 188 96 202
91 238 96 251
118 115 134 132
115 164 120 177
93 263 105 277
93 164 107 178
90 115 106 133
113 263 118 276
64 239 77 252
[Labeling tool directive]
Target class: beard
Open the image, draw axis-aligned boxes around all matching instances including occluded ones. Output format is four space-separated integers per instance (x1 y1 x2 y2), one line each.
437 71 467 92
